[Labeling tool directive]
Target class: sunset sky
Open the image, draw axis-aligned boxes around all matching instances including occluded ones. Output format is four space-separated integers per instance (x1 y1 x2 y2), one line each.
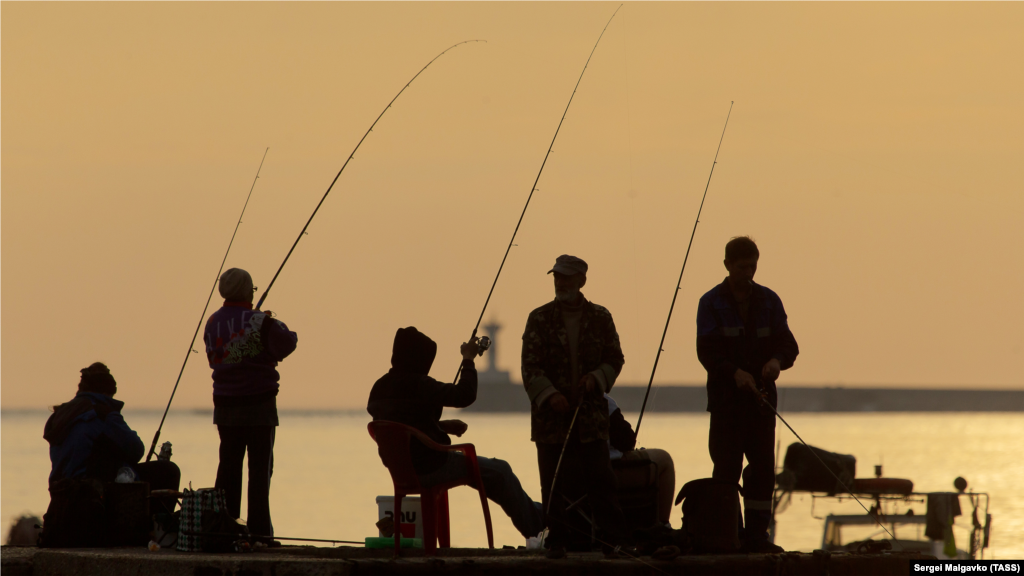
3 2 1022 410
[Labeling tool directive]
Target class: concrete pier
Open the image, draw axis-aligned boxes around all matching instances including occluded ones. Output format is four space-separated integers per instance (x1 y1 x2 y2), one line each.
2 545 931 575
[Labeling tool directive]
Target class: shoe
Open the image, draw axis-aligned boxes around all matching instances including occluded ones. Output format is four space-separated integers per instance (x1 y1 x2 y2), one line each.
652 545 681 561
545 545 567 559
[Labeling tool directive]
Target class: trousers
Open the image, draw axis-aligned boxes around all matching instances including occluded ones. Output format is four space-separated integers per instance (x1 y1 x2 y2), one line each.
537 436 625 548
709 409 776 541
215 425 275 537
419 453 544 539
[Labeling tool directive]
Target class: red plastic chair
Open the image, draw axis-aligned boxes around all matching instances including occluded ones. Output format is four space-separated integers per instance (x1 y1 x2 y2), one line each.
367 420 494 555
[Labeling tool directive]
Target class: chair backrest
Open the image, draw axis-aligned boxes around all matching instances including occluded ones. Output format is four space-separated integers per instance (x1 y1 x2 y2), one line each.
367 421 440 493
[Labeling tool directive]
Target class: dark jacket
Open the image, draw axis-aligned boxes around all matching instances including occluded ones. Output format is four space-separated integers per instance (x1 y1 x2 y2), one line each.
45 392 144 485
696 278 799 413
204 301 298 399
521 296 625 444
608 408 637 454
367 327 477 475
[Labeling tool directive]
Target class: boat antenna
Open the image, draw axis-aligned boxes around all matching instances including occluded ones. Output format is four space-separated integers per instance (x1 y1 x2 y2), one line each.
255 40 484 311
634 102 733 439
451 5 622 385
758 394 907 551
146 147 269 462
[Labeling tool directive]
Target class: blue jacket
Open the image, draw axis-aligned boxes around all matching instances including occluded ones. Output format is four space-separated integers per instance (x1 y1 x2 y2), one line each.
696 278 799 413
45 392 144 484
204 301 298 398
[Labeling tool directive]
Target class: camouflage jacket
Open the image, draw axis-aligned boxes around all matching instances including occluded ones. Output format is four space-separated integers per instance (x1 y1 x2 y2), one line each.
521 296 625 444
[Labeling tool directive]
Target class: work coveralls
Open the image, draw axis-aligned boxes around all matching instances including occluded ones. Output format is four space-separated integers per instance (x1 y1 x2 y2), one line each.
697 278 799 544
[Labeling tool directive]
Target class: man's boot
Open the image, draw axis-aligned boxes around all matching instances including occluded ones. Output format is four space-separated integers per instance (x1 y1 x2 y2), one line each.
741 506 784 553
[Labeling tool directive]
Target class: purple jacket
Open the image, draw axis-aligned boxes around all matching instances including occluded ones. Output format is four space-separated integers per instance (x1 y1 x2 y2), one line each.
204 301 298 397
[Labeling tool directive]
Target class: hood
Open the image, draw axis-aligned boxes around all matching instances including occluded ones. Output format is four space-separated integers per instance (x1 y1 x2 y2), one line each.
390 327 437 375
43 392 122 445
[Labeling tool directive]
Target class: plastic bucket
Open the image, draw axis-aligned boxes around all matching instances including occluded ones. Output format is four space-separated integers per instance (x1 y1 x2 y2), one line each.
376 496 423 539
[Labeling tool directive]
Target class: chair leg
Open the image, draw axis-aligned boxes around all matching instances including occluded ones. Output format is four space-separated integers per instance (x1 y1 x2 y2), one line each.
421 488 438 556
394 493 403 556
476 481 495 549
438 490 451 549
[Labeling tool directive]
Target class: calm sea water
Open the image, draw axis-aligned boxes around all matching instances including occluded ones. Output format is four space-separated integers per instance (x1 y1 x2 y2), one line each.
3 410 1021 557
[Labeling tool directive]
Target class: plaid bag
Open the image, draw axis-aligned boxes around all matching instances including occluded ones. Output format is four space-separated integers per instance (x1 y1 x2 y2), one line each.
177 488 228 552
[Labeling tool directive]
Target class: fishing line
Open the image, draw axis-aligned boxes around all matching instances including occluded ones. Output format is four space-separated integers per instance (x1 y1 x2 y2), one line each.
759 395 907 551
146 148 269 462
183 531 363 546
254 40 485 311
634 102 733 439
451 5 622 384
542 515 673 576
545 405 582 520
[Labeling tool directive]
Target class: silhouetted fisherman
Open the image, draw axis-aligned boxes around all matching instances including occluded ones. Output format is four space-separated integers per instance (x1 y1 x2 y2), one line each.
522 255 627 558
696 237 799 553
42 362 181 546
204 268 297 545
367 327 544 541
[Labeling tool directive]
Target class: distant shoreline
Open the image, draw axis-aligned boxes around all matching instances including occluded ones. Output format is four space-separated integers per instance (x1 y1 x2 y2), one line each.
4 386 1023 413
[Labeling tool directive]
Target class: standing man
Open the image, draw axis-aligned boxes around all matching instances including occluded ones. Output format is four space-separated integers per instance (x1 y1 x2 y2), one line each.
204 268 297 545
522 255 627 558
696 237 798 553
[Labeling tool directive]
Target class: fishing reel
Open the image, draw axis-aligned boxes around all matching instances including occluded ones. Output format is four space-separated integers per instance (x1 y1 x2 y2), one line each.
477 336 492 356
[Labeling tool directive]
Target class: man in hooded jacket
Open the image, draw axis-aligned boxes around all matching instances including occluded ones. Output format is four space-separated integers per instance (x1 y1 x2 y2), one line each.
367 326 544 541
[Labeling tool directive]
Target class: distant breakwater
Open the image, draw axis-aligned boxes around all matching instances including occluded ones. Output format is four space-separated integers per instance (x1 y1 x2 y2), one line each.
462 385 1024 413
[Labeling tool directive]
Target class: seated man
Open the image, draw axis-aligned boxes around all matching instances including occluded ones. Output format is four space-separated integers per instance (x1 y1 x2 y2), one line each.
367 327 544 541
42 362 181 546
606 394 676 528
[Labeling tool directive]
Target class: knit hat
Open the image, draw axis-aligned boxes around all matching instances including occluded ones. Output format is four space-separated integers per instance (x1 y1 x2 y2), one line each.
78 362 117 396
391 327 437 376
219 268 254 302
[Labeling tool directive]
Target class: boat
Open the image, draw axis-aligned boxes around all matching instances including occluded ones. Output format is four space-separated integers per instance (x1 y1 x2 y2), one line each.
772 442 992 559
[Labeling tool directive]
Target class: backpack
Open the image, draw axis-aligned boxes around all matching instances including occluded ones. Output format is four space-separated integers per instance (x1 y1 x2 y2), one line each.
676 478 741 553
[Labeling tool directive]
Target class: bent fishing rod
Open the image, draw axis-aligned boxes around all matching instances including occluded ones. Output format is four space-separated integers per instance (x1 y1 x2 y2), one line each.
755 392 906 551
452 5 623 383
147 148 270 462
633 102 734 439
254 40 483 312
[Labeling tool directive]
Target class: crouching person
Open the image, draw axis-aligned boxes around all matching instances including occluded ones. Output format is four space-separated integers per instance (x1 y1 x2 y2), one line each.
41 362 181 547
605 395 676 528
367 327 544 542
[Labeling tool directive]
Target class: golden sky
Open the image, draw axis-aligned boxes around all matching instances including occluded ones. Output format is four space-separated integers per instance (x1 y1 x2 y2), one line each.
2 2 1022 410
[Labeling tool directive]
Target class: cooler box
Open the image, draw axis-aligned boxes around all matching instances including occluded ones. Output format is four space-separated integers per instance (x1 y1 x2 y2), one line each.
376 496 423 539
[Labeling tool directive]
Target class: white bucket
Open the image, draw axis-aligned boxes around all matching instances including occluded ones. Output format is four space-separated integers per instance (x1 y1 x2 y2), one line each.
376 496 423 539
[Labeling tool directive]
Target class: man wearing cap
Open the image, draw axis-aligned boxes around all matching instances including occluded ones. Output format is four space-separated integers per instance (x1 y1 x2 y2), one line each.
204 268 298 543
521 255 627 557
697 236 798 553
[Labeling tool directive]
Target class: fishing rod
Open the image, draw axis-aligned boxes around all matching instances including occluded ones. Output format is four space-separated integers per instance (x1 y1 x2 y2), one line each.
633 102 734 439
756 392 906 551
540 405 670 575
254 40 483 312
146 148 270 462
452 5 623 384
